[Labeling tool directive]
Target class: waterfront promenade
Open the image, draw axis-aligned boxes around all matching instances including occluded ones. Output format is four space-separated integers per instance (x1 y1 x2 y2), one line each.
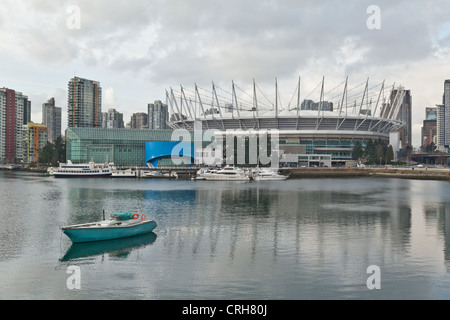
282 167 450 181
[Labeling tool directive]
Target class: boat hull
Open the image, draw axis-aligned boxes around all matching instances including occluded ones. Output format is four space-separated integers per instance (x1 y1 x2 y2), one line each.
204 176 250 181
62 220 157 243
253 176 288 181
54 173 112 178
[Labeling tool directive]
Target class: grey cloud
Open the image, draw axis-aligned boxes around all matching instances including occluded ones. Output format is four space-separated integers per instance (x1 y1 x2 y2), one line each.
3 0 450 86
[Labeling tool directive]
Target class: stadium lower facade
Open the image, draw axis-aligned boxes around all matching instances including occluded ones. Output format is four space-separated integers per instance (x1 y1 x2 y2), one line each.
167 78 406 167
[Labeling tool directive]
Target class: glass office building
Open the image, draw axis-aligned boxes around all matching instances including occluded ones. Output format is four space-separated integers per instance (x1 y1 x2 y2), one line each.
66 128 175 166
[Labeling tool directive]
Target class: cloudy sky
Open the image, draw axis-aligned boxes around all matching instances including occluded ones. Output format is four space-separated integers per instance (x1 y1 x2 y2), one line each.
1 0 450 147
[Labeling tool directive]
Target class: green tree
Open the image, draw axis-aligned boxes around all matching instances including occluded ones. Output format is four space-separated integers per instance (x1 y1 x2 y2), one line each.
364 139 376 164
386 145 394 164
352 141 364 162
405 145 413 165
38 137 66 166
375 144 384 165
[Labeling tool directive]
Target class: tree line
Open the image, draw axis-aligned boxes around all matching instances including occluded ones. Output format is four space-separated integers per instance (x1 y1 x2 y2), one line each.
37 136 66 166
353 138 395 165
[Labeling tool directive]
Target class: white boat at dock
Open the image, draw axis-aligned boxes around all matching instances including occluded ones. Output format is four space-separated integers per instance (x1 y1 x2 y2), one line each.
111 167 139 178
143 171 178 179
203 166 250 181
192 168 218 180
53 160 113 178
252 168 289 181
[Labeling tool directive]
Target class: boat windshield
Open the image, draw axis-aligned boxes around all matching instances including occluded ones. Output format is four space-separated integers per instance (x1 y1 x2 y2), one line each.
110 212 134 221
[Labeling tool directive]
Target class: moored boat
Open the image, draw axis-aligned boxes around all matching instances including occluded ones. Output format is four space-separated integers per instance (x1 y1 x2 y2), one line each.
143 171 178 179
53 160 113 178
61 212 157 243
252 168 289 181
193 168 218 180
111 167 138 178
203 166 250 181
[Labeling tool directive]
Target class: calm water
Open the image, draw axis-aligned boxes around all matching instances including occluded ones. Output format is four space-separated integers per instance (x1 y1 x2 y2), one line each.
1 171 450 300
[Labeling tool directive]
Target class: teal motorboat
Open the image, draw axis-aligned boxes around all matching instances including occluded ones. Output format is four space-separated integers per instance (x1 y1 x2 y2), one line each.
61 212 157 243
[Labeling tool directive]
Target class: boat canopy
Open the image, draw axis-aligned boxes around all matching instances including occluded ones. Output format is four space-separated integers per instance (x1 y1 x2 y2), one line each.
110 212 134 221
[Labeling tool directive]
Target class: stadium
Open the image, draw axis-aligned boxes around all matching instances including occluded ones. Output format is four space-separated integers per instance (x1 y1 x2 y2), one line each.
167 77 406 167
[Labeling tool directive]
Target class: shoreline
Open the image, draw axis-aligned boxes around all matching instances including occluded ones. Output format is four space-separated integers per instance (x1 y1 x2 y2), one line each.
282 168 450 181
2 167 450 182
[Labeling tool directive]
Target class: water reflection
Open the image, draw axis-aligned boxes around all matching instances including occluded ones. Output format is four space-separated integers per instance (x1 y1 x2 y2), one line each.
2 172 450 299
435 203 450 271
60 232 157 262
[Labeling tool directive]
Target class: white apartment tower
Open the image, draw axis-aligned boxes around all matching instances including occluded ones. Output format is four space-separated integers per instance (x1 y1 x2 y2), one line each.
437 80 450 151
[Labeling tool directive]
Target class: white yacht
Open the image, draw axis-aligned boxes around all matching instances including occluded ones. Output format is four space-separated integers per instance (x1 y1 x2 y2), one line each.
203 166 250 181
252 168 289 181
193 168 218 180
143 171 178 179
53 160 113 178
111 168 138 178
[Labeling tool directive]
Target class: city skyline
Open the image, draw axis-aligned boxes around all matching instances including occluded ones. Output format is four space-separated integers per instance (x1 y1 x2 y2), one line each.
1 1 450 147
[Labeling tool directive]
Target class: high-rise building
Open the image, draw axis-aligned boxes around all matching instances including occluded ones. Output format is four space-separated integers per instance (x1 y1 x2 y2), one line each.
148 100 169 130
386 89 412 148
301 99 334 112
24 123 48 163
444 80 450 148
68 77 102 128
421 107 437 150
102 108 124 129
42 98 62 143
131 113 149 129
436 80 450 151
399 89 412 148
0 88 30 163
437 104 446 149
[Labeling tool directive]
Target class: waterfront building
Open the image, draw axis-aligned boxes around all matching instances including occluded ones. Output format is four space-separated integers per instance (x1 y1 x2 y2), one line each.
148 100 169 130
68 77 102 128
0 88 30 163
102 108 124 129
66 128 175 166
42 98 62 143
437 80 450 151
437 104 446 150
24 123 48 163
131 113 149 129
422 107 437 150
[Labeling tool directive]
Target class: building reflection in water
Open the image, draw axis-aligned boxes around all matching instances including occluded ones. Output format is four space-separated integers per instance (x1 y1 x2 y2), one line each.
145 180 419 274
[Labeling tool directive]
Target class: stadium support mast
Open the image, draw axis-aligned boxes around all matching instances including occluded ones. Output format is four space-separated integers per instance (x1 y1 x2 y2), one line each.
297 76 301 118
372 80 384 119
212 82 223 118
232 80 241 119
195 84 207 121
180 86 194 119
318 76 324 117
275 78 278 118
296 76 301 130
339 76 348 116
358 78 369 117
